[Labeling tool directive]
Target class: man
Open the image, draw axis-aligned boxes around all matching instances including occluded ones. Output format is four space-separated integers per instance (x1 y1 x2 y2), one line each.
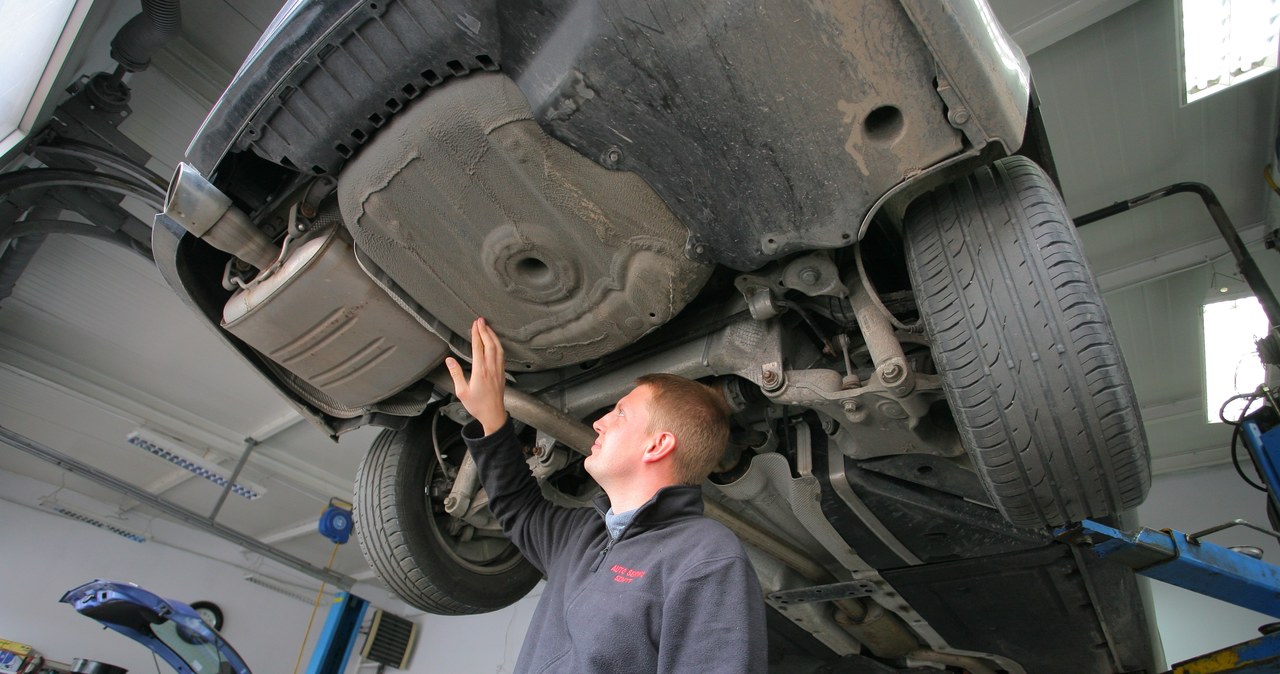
445 317 767 673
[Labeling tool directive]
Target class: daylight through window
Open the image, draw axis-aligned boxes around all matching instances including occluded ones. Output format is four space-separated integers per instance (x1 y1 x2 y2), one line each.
1204 295 1268 423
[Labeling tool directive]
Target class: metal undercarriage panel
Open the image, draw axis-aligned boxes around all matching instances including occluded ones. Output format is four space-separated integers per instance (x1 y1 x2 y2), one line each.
193 0 967 271
337 73 710 370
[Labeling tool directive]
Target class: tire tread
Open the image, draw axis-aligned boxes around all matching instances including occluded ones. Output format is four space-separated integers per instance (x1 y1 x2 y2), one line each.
353 414 539 614
904 156 1150 528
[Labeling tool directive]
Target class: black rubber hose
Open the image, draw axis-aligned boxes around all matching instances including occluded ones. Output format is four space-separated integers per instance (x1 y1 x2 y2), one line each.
110 0 182 72
34 140 166 194
1 220 152 259
0 168 163 210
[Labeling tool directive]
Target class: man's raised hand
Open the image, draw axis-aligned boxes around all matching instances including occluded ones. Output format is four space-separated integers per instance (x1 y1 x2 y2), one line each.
444 317 508 436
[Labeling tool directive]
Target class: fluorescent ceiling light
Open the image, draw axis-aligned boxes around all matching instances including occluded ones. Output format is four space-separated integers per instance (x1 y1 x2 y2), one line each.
1178 0 1280 104
1203 295 1268 423
126 427 267 500
49 504 147 543
0 0 91 156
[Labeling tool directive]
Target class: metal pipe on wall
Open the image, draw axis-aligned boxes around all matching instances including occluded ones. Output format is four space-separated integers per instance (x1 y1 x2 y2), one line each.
1074 182 1280 331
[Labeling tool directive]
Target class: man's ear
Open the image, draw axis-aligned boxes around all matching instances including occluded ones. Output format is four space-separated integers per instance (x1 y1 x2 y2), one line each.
641 431 677 463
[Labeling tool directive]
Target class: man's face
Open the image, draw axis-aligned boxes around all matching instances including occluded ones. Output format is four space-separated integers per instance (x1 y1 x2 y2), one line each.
587 384 658 486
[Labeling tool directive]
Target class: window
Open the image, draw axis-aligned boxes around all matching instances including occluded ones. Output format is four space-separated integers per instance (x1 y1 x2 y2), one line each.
1204 295 1268 423
1178 0 1280 104
0 0 90 156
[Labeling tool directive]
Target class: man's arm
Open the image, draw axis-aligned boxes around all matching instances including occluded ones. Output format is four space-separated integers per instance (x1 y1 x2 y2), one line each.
446 318 593 571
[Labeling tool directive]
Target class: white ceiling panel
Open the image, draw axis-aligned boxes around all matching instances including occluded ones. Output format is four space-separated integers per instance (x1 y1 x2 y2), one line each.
119 62 219 172
1 236 298 436
177 0 283 76
989 0 1141 55
1029 0 1278 276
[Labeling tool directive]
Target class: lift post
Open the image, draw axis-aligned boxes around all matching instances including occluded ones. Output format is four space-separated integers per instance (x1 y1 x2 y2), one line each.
305 592 369 674
1238 413 1280 518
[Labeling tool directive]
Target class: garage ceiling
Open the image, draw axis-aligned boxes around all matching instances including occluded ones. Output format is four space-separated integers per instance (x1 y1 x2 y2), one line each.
1 0 1277 585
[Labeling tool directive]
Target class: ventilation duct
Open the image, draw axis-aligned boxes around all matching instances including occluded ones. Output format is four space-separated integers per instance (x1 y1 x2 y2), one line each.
362 609 418 669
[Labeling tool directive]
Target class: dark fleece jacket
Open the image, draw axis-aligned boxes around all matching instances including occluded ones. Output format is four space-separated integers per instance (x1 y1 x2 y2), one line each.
463 418 767 673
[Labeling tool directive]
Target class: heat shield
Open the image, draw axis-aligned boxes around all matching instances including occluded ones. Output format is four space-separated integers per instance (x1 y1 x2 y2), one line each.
337 72 710 371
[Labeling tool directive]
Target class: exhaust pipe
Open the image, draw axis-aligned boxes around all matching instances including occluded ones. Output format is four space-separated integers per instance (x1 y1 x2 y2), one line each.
165 163 278 270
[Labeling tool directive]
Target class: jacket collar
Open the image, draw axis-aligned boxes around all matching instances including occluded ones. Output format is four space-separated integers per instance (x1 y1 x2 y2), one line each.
592 484 704 536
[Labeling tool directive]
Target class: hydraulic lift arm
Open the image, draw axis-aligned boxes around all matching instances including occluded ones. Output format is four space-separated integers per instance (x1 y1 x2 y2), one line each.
1058 519 1280 674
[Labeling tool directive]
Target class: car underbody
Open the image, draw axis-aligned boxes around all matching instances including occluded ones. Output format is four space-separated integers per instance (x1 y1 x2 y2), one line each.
154 1 1159 671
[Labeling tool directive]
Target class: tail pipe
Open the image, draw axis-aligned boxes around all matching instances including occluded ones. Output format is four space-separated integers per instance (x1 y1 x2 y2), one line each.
165 163 278 270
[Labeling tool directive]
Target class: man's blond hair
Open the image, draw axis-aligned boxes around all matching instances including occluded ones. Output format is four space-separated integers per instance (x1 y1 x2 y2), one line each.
635 373 731 485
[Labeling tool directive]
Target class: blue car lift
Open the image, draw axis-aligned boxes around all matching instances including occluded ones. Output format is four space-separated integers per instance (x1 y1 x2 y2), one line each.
304 591 369 674
1056 519 1280 673
1054 404 1280 674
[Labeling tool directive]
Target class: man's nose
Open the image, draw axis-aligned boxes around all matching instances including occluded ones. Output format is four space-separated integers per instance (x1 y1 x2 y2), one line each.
593 408 616 434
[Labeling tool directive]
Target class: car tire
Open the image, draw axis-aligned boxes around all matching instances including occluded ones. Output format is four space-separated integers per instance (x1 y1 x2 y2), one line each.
353 409 541 614
903 155 1151 529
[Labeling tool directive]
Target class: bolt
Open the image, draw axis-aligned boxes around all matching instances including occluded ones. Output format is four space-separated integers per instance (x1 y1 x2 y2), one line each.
949 108 970 125
694 243 707 256
760 363 784 392
799 268 820 285
603 146 623 167
842 398 868 423
443 495 459 510
881 362 903 382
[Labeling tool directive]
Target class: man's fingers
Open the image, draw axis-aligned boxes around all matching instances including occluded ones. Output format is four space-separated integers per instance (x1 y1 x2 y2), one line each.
470 318 485 360
488 324 504 366
476 317 503 372
451 318 507 436
444 357 468 395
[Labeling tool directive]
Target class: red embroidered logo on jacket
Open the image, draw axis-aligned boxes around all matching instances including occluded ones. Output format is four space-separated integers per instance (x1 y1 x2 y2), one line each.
610 564 646 584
